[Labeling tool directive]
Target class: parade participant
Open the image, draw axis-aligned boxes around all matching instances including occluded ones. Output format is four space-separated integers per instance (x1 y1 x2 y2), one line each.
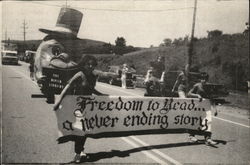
34 7 84 103
121 63 129 88
54 55 107 163
29 53 35 81
144 66 162 97
144 66 153 83
172 64 200 98
150 56 165 80
187 73 217 145
172 64 189 98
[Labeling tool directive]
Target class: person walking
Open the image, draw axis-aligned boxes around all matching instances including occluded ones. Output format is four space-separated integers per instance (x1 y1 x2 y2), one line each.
29 53 35 81
121 63 129 88
54 55 107 163
187 73 217 145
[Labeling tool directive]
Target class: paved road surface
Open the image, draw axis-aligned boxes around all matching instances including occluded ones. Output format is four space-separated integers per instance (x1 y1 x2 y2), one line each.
1 62 250 164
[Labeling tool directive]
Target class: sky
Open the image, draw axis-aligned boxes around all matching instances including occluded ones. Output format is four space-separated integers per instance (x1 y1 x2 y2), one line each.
1 0 249 47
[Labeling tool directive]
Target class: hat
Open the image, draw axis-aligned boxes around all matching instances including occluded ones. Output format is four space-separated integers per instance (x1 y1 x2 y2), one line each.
39 7 83 38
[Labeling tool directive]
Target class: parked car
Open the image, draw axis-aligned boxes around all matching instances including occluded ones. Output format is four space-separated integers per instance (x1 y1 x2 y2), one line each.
1 50 19 65
97 65 137 88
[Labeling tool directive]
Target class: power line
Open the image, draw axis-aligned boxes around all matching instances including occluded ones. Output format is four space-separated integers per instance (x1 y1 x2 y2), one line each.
26 1 195 12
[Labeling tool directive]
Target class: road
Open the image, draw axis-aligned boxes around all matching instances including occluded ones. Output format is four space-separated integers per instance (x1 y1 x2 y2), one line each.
1 62 250 164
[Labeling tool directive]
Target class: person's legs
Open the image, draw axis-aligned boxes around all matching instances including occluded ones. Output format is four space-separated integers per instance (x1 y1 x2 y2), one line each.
74 136 87 163
121 75 126 88
179 91 198 142
211 101 218 116
204 132 217 145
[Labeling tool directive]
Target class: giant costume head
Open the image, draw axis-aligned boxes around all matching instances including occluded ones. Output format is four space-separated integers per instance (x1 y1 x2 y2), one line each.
35 7 84 82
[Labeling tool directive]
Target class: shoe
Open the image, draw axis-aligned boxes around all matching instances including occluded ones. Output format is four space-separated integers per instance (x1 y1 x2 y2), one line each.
74 154 81 163
205 138 217 145
80 152 87 158
189 135 198 142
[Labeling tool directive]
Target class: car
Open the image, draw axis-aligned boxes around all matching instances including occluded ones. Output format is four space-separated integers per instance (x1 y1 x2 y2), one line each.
97 65 136 88
1 50 19 65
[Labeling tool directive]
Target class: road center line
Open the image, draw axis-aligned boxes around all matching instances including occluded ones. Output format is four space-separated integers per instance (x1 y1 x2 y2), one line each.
129 136 181 165
213 116 250 128
121 137 171 165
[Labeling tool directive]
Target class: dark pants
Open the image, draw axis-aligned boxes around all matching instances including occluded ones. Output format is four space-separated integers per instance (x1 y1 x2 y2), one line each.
74 136 87 154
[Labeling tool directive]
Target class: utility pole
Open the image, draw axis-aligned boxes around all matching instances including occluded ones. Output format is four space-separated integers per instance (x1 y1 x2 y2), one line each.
22 20 28 43
187 0 198 90
22 20 28 51
5 29 7 41
188 0 197 69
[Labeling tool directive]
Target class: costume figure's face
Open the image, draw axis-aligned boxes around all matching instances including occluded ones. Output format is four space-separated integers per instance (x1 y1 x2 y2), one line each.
34 35 82 80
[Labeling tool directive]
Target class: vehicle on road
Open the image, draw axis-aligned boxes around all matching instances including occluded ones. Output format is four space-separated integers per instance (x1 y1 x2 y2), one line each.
97 65 137 88
1 50 19 65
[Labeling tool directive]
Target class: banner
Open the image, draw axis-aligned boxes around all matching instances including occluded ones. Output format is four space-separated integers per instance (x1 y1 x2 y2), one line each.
55 96 212 138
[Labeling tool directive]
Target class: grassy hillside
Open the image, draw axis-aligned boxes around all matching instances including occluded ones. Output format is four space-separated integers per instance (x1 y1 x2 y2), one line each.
96 33 249 91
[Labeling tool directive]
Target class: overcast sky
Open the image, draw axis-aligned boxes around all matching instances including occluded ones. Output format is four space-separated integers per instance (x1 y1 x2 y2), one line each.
1 0 249 47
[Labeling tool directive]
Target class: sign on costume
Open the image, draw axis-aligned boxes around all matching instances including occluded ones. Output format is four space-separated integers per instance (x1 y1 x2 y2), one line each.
55 96 212 138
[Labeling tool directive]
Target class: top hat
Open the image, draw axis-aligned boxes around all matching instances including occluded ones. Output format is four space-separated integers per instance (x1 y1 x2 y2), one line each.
39 7 83 38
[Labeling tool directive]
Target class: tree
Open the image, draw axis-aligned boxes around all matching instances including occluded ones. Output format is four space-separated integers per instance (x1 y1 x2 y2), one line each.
114 37 126 55
172 38 182 46
163 38 172 46
207 30 223 38
115 37 126 47
102 43 112 54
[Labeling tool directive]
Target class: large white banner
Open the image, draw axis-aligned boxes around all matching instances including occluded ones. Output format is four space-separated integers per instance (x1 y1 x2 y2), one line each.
55 96 212 138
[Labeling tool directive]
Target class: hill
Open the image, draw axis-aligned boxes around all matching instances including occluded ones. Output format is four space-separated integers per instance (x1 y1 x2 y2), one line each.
3 37 141 55
95 33 249 91
3 38 107 52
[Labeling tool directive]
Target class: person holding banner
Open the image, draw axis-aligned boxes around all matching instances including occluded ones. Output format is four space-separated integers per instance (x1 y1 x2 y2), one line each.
29 53 35 81
54 55 107 163
187 73 217 146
